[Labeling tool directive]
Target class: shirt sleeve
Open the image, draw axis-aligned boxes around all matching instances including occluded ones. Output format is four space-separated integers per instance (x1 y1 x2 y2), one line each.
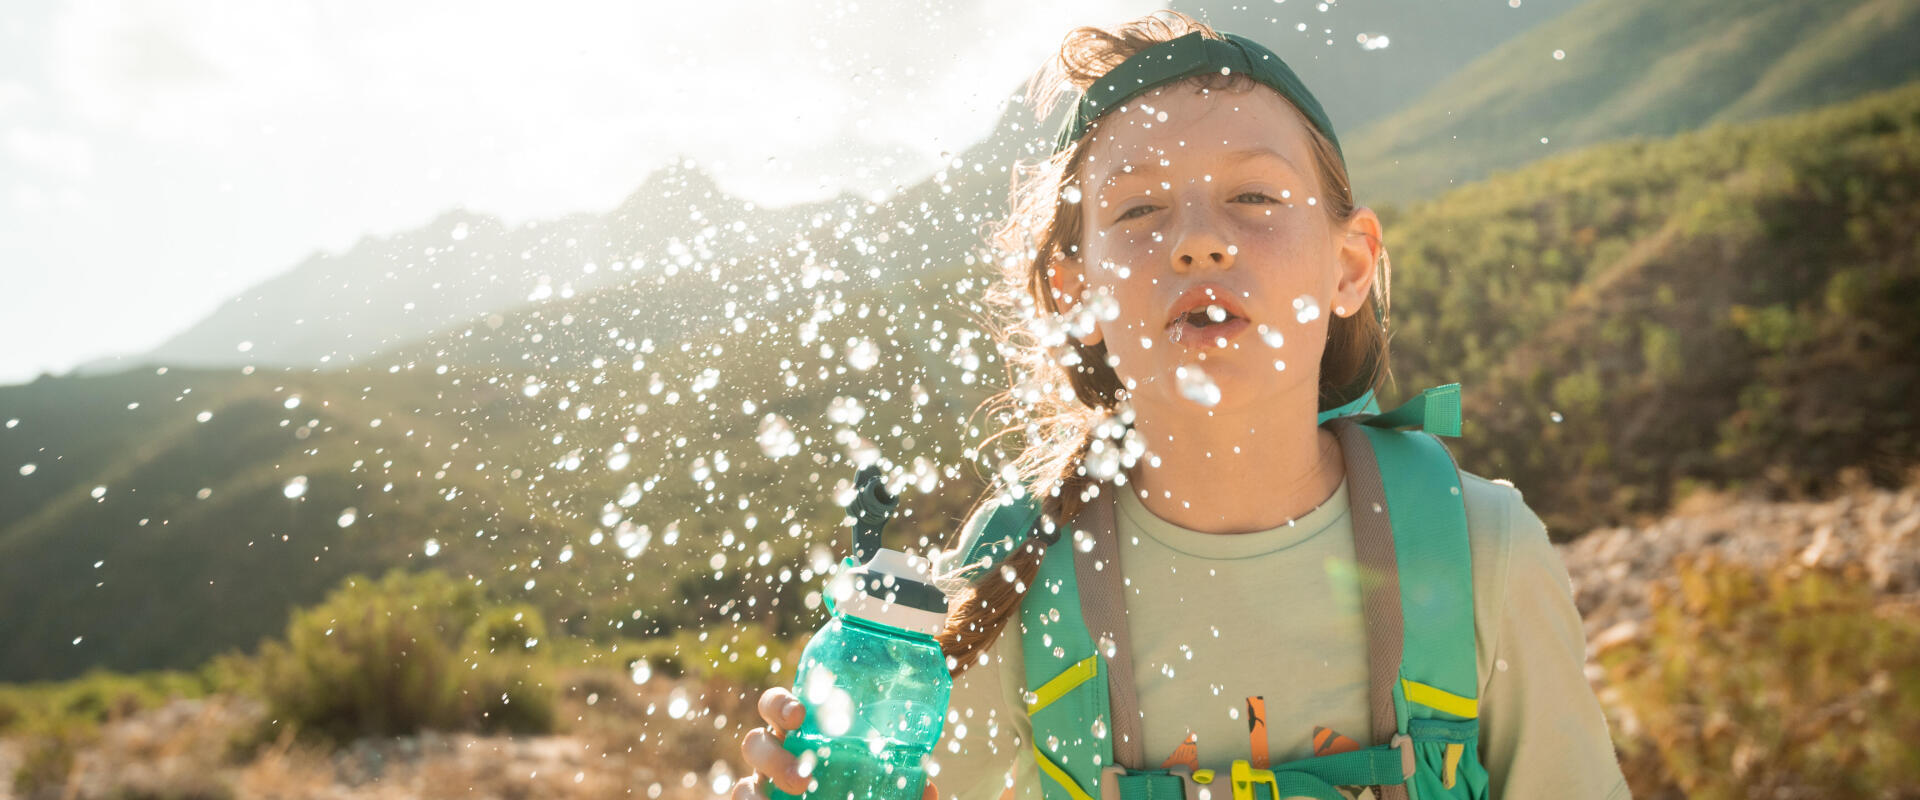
935 619 1041 800
1477 486 1632 800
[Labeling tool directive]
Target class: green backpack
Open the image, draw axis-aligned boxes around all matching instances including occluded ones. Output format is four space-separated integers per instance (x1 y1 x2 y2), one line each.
947 384 1488 800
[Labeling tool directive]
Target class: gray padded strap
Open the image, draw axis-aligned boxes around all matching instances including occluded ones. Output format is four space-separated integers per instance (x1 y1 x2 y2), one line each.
1071 486 1147 770
1329 418 1411 800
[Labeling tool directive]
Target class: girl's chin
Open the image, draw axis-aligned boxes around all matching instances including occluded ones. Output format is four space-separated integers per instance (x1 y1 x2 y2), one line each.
1151 355 1300 410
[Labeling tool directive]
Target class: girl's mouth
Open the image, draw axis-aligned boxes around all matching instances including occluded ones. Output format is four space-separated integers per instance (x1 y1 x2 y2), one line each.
1166 305 1250 350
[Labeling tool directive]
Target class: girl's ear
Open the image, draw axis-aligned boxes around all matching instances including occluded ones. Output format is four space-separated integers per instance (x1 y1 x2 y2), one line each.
1046 253 1104 347
1332 207 1383 319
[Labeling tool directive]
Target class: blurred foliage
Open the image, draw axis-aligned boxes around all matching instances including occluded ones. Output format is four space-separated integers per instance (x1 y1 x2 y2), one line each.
1389 80 1920 536
257 569 555 743
1601 554 1920 799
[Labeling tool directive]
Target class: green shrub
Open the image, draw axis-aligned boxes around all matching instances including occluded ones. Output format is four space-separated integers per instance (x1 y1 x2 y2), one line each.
1601 555 1920 798
257 569 555 743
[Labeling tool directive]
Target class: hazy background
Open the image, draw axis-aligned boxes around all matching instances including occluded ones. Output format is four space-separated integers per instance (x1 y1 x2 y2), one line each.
1 0 1593 384
3 1 1918 797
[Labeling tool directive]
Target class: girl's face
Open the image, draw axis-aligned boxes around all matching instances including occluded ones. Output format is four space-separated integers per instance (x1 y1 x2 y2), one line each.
1049 83 1379 415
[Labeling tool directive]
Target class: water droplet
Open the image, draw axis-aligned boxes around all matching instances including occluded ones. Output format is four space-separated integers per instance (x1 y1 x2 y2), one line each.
282 476 308 499
630 659 653 684
617 482 643 507
1259 325 1284 348
1553 49 1566 60
1091 718 1108 739
1549 411 1564 423
1063 185 1083 204
451 221 470 240
1292 295 1322 324
1087 290 1120 322
90 485 106 499
606 450 631 471
17 464 34 476
1175 365 1222 407
847 338 880 371
337 507 357 527
424 538 441 557
195 411 213 423
236 341 253 353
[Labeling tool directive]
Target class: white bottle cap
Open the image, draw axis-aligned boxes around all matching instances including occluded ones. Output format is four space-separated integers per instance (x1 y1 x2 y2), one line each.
826 548 951 637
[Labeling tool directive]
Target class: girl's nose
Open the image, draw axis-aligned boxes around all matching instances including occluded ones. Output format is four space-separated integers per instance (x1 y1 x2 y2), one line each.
1170 213 1236 274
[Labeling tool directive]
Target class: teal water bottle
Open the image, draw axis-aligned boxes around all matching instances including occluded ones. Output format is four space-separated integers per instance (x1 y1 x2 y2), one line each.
772 465 952 800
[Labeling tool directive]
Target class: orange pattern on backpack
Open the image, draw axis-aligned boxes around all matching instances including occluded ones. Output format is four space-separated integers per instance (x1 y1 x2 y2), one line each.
1245 696 1270 769
1311 725 1361 757
1159 730 1200 771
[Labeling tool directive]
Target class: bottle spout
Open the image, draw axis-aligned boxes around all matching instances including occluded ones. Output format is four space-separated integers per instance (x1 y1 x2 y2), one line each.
846 464 898 564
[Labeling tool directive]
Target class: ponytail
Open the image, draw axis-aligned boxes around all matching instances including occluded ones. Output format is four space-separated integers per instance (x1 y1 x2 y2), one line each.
937 430 1102 678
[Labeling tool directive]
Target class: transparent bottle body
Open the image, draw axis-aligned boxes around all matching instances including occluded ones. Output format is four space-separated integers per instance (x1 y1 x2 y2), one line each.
772 612 951 800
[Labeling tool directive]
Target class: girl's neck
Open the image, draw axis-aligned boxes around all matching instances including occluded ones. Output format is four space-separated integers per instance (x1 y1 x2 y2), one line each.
1119 384 1345 535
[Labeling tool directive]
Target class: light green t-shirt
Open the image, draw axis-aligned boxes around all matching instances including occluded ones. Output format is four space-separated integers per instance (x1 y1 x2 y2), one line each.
929 471 1629 800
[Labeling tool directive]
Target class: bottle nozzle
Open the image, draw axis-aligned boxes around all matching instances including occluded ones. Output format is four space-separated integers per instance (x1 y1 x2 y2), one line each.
847 464 899 564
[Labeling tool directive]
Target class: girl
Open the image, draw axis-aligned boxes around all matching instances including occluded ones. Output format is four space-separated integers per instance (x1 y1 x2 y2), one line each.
736 11 1627 800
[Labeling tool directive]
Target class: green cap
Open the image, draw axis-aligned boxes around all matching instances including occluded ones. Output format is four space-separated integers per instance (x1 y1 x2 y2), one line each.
1051 30 1343 167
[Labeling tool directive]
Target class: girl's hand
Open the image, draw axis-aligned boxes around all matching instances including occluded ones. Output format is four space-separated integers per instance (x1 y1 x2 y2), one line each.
732 686 939 800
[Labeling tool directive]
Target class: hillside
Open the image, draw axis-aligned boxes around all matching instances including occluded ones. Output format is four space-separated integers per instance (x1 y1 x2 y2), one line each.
1346 0 1920 205
0 247 1006 680
1385 80 1920 534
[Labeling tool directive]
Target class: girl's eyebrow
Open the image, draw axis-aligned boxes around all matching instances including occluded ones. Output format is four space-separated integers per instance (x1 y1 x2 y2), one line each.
1096 146 1300 193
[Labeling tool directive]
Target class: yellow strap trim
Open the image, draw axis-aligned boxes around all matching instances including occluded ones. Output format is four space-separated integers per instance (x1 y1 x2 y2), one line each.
1401 678 1479 718
1028 654 1099 714
1442 742 1464 788
1032 745 1096 800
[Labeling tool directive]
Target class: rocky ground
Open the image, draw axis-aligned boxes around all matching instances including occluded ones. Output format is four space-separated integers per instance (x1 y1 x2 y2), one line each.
1559 468 1920 656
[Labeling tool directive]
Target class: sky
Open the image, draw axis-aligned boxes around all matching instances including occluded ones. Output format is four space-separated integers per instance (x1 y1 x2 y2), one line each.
0 0 1166 385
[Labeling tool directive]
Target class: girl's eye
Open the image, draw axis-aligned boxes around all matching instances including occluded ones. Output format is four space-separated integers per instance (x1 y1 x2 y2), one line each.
1117 192 1280 222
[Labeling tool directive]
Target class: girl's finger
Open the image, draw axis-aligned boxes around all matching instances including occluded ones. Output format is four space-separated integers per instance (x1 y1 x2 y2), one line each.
757 686 803 731
731 776 765 800
923 780 940 800
742 726 810 795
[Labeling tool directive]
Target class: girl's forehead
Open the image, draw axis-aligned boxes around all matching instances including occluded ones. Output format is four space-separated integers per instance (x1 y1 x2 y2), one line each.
1082 86 1312 176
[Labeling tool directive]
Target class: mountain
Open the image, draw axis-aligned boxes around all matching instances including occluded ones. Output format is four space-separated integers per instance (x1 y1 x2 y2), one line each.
74 0 1600 378
1346 0 1920 205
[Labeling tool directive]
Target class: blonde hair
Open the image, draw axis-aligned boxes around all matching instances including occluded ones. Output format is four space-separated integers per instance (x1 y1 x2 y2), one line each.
936 10 1392 675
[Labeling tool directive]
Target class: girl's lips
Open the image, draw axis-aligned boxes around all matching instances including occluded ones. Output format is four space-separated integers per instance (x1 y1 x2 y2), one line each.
1169 316 1250 350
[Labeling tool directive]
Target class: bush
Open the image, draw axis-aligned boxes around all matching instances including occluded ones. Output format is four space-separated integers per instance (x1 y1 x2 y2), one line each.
257 569 555 743
1601 554 1920 798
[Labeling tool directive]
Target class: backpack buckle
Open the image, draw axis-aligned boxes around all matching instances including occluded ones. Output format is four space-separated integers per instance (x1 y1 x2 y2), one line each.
1099 764 1203 800
1389 733 1416 781
1227 760 1280 800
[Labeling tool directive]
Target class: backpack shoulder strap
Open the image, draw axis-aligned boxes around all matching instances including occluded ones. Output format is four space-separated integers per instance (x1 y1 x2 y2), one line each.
1329 383 1477 799
942 484 1048 583
1357 384 1477 720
